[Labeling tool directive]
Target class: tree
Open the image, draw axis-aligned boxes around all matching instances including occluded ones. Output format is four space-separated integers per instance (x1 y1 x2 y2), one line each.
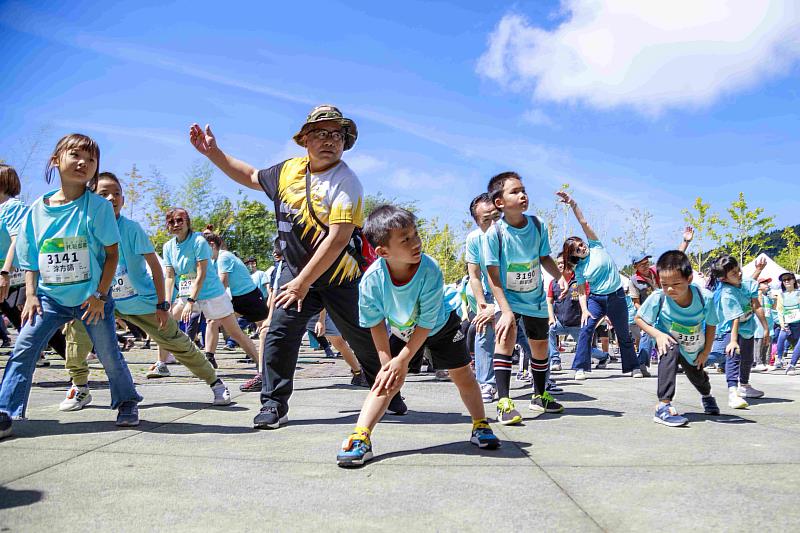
142 166 175 254
776 227 800 273
716 192 775 265
123 163 149 224
681 197 719 271
612 208 654 258
181 161 222 219
418 217 465 284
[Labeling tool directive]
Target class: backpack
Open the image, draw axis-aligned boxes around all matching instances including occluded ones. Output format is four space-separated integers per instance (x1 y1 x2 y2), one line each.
304 168 377 273
551 278 582 327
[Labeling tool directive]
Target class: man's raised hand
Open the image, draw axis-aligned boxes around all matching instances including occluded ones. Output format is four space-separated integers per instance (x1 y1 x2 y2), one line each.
189 123 217 156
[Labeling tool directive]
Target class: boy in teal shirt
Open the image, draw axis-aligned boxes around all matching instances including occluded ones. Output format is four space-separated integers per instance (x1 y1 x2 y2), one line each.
483 172 563 425
636 251 721 427
337 205 499 467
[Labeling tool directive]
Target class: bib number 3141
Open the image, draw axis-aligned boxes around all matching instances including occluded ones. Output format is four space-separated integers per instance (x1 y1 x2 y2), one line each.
39 236 90 286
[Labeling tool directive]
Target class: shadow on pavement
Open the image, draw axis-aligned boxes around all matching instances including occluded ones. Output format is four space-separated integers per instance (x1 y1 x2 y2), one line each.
365 439 533 466
549 407 624 418
13 418 256 437
0 487 43 510
137 401 249 411
746 397 793 406
684 413 755 424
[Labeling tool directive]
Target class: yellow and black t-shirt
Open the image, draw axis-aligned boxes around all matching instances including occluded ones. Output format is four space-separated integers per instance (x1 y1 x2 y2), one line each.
258 157 365 287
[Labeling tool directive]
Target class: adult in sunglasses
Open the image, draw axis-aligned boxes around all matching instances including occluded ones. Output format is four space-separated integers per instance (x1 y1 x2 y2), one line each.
189 105 397 430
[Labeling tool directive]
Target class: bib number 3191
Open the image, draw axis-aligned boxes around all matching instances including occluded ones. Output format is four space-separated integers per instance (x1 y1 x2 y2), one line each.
39 236 90 286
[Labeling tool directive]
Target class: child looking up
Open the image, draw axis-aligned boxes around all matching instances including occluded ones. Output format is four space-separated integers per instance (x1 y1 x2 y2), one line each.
483 172 563 425
337 205 499 467
707 255 769 409
635 251 720 427
0 134 141 440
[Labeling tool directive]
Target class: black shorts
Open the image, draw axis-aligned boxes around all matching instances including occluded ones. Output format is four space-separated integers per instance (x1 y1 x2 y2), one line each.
595 323 609 338
514 313 549 341
231 288 268 323
389 311 471 370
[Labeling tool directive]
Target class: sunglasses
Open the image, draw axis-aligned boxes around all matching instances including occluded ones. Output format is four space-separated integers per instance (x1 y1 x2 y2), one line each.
167 217 185 225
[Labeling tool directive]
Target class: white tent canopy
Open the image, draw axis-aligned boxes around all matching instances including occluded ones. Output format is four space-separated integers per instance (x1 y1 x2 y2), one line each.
743 253 790 289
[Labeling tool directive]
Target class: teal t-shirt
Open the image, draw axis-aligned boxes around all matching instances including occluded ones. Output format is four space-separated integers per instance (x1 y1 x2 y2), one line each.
573 240 622 295
16 190 120 307
217 250 257 297
754 292 775 337
460 274 477 314
713 278 759 339
112 215 158 316
358 254 454 340
0 197 27 271
483 216 551 318
465 228 491 296
625 295 636 324
251 269 269 298
637 286 718 363
163 232 225 301
779 290 800 325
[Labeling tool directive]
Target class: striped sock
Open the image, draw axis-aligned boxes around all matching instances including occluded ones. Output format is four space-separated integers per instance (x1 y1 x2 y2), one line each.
531 359 549 396
493 353 513 399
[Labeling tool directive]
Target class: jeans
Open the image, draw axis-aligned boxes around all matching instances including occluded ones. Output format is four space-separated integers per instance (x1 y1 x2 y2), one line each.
776 323 800 366
572 288 638 373
638 331 654 367
474 315 531 385
711 332 755 388
548 321 609 364
0 294 141 419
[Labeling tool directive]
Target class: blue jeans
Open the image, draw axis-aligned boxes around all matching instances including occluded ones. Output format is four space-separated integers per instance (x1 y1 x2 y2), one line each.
548 321 609 365
706 334 727 368
776 323 800 366
474 315 532 386
572 288 637 373
718 332 754 388
638 332 654 366
0 294 141 419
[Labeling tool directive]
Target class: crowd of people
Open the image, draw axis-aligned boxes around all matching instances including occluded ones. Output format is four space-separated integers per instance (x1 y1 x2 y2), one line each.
0 104 797 468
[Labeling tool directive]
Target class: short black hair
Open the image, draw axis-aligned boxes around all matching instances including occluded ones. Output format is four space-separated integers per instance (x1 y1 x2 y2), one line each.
469 193 493 221
487 171 522 201
656 250 693 279
363 204 417 248
89 171 122 192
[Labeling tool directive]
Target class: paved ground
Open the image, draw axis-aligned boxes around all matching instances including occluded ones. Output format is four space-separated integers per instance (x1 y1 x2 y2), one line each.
1 340 799 532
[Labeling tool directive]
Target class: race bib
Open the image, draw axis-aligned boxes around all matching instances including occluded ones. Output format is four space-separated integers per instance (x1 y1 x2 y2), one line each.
390 324 416 343
178 275 195 298
39 236 90 286
740 303 753 323
506 261 540 293
670 322 705 354
784 306 800 324
8 269 26 288
111 265 137 300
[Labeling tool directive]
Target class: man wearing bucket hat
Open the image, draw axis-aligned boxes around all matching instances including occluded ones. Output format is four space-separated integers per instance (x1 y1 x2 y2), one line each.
189 105 399 429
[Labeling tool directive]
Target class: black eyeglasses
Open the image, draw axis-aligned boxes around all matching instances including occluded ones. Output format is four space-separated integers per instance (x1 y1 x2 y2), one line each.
167 217 185 225
306 129 345 142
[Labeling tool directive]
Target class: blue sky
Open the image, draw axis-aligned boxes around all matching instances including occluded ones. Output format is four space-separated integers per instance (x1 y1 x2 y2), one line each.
1 0 799 263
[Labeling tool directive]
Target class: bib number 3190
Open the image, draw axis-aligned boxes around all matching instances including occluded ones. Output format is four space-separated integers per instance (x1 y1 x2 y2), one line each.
506 261 539 293
39 236 90 286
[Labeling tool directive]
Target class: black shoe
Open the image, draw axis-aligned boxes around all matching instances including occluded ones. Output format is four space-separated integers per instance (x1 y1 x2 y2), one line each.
350 370 369 388
143 340 151 350
387 394 407 416
1 339 11 349
253 406 288 429
639 364 651 378
205 352 218 369
0 411 12 440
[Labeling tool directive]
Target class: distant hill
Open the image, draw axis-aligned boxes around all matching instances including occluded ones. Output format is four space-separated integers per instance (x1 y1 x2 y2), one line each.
760 224 800 257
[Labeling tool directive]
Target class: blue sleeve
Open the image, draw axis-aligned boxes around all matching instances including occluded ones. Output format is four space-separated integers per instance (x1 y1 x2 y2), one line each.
574 261 586 284
90 199 120 246
358 273 385 328
720 288 745 321
193 235 212 262
465 233 481 265
538 219 552 257
2 201 27 237
219 253 235 274
745 279 759 300
417 261 444 329
162 241 174 268
15 210 38 271
704 295 719 326
130 221 155 256
636 292 660 326
588 239 603 249
484 226 500 267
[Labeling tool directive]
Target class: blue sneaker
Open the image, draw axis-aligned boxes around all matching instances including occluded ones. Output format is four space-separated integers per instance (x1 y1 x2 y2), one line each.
653 403 688 427
115 401 140 427
337 433 373 467
470 421 500 449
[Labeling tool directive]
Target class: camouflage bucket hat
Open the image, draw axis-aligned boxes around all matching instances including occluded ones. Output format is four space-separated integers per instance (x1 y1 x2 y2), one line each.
292 104 358 151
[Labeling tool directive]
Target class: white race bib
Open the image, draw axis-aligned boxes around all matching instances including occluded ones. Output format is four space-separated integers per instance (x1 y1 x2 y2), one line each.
506 261 539 293
670 322 705 354
112 265 137 300
8 269 25 288
784 306 800 324
38 236 90 286
178 275 195 298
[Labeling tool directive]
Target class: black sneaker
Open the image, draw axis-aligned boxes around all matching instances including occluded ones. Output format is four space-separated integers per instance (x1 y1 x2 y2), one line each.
387 394 408 416
1 339 11 349
115 401 140 427
350 370 369 388
640 364 652 378
0 411 12 440
701 395 720 415
529 391 565 414
253 406 288 430
205 352 218 369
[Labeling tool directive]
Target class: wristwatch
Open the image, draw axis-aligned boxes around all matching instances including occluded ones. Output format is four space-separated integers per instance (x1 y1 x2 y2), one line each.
186 297 196 304
0 270 9 277
93 291 108 302
156 301 171 311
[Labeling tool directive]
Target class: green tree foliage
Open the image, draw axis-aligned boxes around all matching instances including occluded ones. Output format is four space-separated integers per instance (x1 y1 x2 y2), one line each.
123 163 149 223
776 227 800 273
142 166 175 254
715 192 775 265
681 197 719 271
612 208 654 258
419 217 465 284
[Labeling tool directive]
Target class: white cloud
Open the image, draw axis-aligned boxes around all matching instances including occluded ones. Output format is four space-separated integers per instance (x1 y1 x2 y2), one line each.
521 108 554 126
478 1 800 114
347 154 388 175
